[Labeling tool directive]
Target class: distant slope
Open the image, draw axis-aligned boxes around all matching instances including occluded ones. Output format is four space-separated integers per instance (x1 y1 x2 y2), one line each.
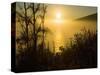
76 13 97 21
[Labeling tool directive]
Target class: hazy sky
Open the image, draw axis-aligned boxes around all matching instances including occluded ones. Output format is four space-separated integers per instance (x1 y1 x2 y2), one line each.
16 2 97 20
46 4 97 20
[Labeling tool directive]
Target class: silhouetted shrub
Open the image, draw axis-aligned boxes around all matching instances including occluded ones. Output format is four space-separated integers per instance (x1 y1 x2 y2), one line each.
62 28 97 68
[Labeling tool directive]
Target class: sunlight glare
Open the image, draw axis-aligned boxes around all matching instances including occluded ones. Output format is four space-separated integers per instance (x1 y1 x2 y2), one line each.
56 12 61 19
55 11 63 24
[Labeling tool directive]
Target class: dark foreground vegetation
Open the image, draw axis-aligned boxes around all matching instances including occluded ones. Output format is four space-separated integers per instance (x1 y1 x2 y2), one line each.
16 28 97 72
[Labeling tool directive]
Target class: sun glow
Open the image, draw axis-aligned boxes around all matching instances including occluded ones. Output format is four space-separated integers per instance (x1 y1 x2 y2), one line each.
56 12 61 19
55 12 63 24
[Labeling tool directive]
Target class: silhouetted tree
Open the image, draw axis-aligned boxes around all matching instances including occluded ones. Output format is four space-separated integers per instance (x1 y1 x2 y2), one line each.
40 4 47 51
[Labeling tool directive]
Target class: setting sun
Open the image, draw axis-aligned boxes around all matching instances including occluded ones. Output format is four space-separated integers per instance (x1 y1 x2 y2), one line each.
55 12 63 24
56 12 61 19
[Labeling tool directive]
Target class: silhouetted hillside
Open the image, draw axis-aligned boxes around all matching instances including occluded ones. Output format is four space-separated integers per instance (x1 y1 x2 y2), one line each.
76 13 97 21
